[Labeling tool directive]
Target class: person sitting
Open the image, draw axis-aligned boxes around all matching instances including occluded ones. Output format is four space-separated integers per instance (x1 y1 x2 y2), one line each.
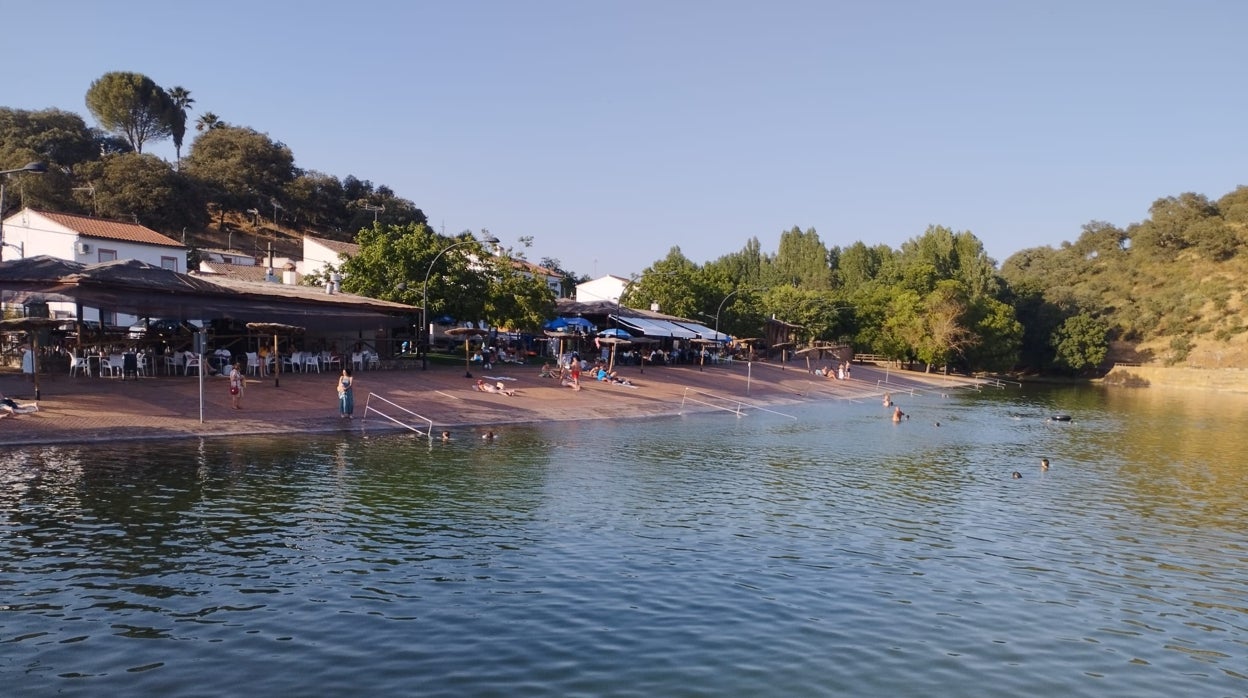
539 362 558 379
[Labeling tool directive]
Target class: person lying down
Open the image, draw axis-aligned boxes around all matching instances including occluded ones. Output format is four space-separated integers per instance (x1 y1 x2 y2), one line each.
474 380 516 396
1 394 39 414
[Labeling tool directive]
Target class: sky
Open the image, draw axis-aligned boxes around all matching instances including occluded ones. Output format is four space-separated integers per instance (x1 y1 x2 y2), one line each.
5 0 1248 279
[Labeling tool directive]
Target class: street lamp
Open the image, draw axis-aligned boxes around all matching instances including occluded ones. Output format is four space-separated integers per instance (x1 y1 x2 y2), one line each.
421 233 500 370
0 162 48 260
699 287 762 370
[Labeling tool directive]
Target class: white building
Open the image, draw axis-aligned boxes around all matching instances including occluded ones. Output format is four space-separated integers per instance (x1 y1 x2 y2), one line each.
575 275 631 304
0 208 186 326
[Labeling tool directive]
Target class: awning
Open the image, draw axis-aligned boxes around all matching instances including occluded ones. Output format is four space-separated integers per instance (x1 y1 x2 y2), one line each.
669 320 729 342
613 315 698 339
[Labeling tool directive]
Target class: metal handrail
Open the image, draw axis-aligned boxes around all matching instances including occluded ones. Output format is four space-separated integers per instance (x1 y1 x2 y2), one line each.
362 392 434 439
680 388 797 420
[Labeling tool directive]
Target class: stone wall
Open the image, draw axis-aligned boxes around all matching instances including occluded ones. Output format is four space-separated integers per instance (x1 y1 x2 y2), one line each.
1101 364 1248 393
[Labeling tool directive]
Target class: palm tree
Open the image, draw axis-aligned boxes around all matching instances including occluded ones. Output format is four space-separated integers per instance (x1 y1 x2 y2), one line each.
166 86 195 170
195 111 222 132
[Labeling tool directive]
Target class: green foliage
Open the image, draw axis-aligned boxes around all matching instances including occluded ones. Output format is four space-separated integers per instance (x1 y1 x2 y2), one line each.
78 153 207 232
482 254 556 331
166 86 194 167
1165 335 1193 366
769 226 833 290
1051 313 1109 373
340 224 494 327
84 71 174 154
965 295 1023 372
183 126 295 209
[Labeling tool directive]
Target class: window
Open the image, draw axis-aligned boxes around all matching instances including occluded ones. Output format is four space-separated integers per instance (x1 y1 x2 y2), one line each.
98 249 117 263
161 256 179 271
101 310 117 328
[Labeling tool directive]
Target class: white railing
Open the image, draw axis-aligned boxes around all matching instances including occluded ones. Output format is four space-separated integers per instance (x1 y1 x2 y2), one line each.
680 388 797 420
362 392 434 439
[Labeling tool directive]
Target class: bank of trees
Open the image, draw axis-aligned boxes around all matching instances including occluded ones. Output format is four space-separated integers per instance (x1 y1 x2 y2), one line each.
6 72 1246 374
1 71 427 246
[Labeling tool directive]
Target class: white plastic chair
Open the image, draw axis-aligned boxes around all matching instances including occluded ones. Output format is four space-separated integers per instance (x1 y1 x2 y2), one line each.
303 353 321 373
104 354 126 377
70 353 91 377
351 352 364 372
246 352 263 376
184 353 202 376
367 352 380 370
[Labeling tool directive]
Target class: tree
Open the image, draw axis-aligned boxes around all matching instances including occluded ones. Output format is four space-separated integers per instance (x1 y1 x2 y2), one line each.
916 280 975 372
339 224 493 327
195 112 223 132
625 248 706 320
166 86 194 170
78 153 207 234
1051 313 1109 374
0 107 98 167
482 254 556 331
965 295 1023 372
84 71 174 154
771 226 833 290
183 126 295 211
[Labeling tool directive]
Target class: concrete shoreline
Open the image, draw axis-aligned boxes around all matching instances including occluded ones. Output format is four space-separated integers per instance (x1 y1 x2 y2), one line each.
0 360 973 447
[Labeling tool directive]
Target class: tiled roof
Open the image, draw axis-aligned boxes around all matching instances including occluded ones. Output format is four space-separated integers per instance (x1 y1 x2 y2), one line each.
511 257 560 277
33 209 184 248
305 234 359 256
197 263 278 283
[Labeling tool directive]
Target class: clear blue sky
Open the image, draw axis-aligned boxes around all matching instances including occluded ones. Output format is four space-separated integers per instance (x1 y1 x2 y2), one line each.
6 1 1247 278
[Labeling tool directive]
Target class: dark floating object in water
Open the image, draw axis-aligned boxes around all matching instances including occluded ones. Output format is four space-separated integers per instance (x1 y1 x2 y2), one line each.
1048 414 1072 422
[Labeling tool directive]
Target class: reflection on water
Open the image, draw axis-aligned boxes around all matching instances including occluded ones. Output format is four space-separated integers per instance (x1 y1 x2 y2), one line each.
1 385 1246 697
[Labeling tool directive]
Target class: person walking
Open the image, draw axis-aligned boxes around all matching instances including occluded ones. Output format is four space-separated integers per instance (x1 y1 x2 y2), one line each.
337 368 354 419
229 362 244 410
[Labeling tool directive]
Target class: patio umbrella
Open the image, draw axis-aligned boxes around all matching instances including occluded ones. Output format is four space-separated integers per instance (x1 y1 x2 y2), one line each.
0 317 72 401
246 322 306 388
544 329 577 359
596 335 632 371
597 328 631 339
445 326 488 377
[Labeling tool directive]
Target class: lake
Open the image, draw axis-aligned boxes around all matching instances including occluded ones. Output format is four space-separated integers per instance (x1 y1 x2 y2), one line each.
2 383 1246 697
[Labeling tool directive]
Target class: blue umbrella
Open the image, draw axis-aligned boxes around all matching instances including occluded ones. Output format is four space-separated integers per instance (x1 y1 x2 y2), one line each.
597 328 631 339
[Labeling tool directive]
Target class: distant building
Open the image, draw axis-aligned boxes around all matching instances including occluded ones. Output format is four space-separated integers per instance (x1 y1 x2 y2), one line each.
0 208 186 327
298 234 359 280
575 275 632 304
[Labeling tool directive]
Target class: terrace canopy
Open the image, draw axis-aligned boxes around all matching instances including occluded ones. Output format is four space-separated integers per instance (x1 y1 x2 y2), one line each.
0 256 418 333
612 315 698 340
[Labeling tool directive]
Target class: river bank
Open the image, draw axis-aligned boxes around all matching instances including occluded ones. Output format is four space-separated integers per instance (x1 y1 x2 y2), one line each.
0 359 972 447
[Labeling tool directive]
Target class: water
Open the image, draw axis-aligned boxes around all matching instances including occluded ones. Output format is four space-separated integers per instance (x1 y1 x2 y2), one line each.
2 385 1246 697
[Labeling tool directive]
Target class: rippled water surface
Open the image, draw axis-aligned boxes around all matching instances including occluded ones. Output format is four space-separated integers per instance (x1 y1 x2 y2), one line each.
2 385 1246 697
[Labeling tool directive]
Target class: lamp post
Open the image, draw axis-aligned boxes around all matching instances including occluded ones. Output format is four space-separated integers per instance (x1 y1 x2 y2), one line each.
0 162 48 260
421 234 499 370
699 287 762 371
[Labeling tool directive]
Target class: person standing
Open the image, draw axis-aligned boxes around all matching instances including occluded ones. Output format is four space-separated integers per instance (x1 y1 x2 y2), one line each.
229 362 244 410
337 368 354 419
20 344 34 381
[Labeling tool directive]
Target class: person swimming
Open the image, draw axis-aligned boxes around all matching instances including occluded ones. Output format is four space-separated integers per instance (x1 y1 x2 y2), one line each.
1040 458 1050 471
1012 471 1022 479
891 406 906 422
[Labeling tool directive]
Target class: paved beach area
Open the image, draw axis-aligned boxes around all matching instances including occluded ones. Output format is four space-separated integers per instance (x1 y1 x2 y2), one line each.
0 359 970 447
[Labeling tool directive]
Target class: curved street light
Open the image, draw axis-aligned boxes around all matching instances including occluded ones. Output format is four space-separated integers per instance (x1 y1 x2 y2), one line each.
0 162 48 260
421 234 499 370
699 286 764 371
